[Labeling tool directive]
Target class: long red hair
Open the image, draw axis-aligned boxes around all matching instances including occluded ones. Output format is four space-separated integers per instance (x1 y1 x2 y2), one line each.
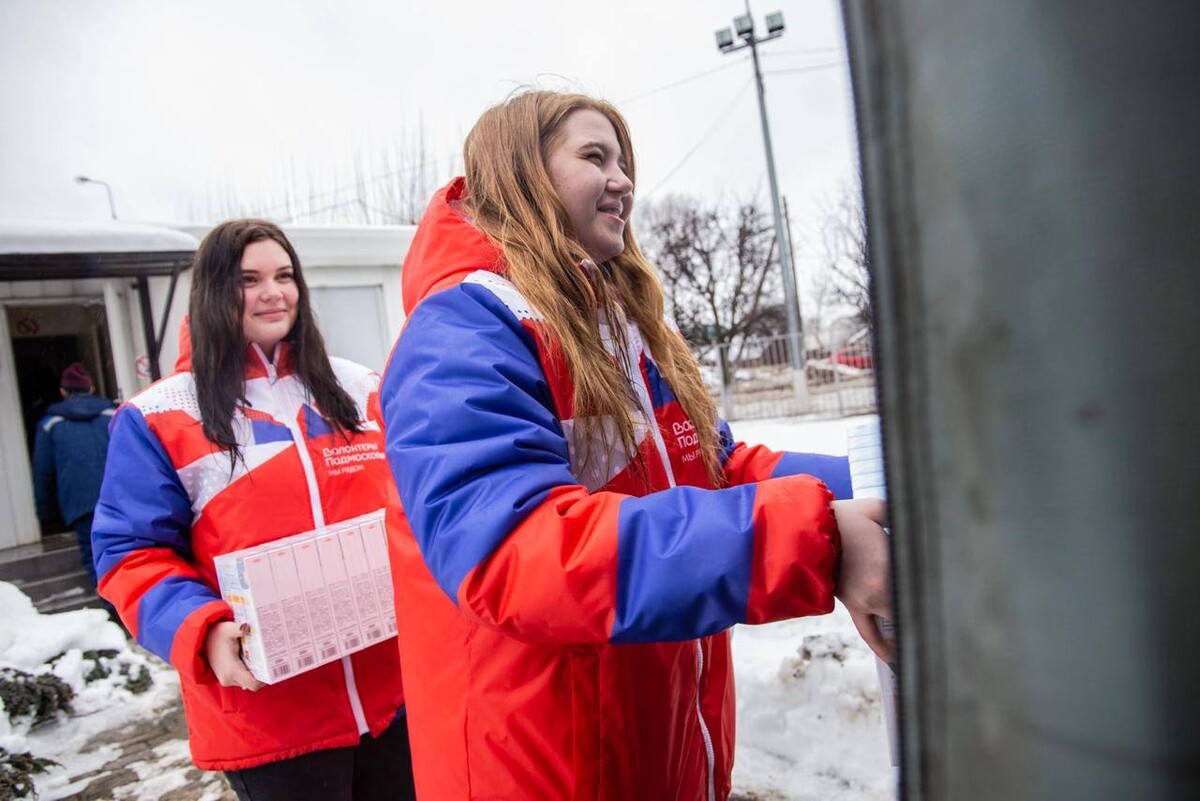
463 91 721 483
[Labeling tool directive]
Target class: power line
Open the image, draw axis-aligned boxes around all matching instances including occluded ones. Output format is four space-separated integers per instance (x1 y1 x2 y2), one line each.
248 153 444 218
640 79 753 200
278 198 364 224
250 58 843 223
618 57 748 106
280 197 413 225
762 60 847 76
253 59 790 221
760 47 842 57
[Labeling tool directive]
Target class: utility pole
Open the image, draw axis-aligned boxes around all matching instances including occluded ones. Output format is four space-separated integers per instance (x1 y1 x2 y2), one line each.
782 194 800 310
75 175 118 220
714 2 810 411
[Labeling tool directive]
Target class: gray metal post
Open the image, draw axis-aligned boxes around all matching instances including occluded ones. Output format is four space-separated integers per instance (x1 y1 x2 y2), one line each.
135 276 161 381
843 1 1200 798
830 328 844 418
716 341 734 421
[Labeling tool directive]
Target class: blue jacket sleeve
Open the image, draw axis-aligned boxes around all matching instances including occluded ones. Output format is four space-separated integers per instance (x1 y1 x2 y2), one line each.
718 418 853 499
93 406 227 671
381 284 840 645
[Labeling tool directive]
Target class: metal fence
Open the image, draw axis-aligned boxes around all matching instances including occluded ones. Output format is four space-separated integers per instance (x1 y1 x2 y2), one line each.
694 330 878 421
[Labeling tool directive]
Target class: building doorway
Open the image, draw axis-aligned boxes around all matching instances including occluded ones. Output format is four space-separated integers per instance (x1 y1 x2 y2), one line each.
6 301 116 537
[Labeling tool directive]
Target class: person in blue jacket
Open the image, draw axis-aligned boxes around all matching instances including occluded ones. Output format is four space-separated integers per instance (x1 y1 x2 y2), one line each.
32 361 116 587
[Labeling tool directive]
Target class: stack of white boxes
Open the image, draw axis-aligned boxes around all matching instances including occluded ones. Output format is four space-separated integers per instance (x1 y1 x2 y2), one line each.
215 510 398 684
846 417 899 766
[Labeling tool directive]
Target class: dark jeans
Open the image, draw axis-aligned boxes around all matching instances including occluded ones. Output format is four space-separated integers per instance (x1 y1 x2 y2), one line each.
75 513 119 625
224 712 416 801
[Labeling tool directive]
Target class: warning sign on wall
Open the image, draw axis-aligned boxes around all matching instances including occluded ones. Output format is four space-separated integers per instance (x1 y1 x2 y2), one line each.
14 317 39 336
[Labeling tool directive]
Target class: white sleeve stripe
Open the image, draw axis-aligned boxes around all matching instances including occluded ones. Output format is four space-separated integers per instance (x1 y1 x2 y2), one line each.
463 270 543 321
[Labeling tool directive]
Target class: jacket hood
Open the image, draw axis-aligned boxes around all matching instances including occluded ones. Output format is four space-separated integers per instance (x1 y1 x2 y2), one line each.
172 314 293 380
174 316 193 372
402 177 505 315
47 393 115 420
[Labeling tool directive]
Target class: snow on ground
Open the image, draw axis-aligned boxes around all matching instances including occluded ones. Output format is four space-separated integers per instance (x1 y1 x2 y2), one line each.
112 737 213 801
0 580 181 800
728 415 896 800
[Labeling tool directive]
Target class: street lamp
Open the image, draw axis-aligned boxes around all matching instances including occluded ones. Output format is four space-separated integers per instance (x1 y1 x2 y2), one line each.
75 175 118 220
714 2 810 410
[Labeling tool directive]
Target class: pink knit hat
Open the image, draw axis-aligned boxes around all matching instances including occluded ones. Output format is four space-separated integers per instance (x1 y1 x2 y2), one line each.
60 362 93 391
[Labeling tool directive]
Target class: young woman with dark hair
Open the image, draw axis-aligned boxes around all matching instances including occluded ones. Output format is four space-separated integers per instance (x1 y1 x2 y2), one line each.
380 90 892 800
186 222 362 456
93 219 415 801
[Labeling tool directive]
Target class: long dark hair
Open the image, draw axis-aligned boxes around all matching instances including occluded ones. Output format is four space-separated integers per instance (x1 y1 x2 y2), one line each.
189 219 361 458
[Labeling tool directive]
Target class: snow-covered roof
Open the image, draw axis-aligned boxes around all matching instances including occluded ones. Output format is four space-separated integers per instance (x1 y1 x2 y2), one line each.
0 220 198 256
172 222 415 268
0 220 198 281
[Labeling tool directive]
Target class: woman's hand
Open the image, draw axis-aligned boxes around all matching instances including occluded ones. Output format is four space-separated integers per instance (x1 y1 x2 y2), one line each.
830 498 894 663
204 621 265 692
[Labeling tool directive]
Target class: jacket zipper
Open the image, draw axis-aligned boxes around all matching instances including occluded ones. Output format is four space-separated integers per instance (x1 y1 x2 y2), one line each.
695 642 717 801
252 344 370 736
606 322 715 799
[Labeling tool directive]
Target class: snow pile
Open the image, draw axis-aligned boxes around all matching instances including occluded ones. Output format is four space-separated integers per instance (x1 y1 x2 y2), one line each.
0 581 179 798
0 582 126 673
728 416 895 800
731 611 894 800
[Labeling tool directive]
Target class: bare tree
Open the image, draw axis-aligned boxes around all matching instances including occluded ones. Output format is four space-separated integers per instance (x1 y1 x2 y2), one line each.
638 194 786 362
192 121 443 225
810 183 872 336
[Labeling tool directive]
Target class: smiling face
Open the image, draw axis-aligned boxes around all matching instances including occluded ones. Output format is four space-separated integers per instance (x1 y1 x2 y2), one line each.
240 238 299 353
544 108 634 264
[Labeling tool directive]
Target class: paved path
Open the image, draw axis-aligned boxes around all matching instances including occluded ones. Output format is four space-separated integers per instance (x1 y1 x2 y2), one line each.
53 697 235 801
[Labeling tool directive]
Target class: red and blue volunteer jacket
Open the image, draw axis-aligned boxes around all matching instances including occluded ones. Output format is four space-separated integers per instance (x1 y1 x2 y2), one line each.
93 332 404 771
380 178 852 800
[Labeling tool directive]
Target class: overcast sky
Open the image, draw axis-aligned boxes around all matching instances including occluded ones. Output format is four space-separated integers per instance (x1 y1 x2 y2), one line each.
0 0 859 235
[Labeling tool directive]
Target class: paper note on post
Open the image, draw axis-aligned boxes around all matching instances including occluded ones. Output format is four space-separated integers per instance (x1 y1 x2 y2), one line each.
847 416 899 766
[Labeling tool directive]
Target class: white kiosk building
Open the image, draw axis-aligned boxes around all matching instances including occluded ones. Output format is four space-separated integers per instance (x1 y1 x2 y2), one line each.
0 221 413 552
